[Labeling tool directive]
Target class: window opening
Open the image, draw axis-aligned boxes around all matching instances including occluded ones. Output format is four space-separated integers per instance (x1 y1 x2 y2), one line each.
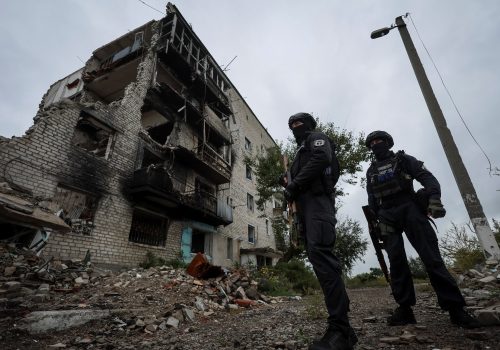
244 137 252 151
248 224 255 244
246 165 252 180
52 185 98 235
247 193 254 212
128 209 168 246
72 113 114 159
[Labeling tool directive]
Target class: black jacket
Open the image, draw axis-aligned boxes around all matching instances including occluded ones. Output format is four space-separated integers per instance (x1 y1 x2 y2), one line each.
290 131 339 195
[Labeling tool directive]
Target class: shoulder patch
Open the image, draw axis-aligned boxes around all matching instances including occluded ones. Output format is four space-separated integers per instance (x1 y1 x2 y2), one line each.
313 139 325 147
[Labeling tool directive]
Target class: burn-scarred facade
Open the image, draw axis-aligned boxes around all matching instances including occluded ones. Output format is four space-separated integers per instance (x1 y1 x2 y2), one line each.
0 3 281 268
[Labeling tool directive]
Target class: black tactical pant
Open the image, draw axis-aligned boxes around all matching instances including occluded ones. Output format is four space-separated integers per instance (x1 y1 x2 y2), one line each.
378 200 465 310
298 192 351 336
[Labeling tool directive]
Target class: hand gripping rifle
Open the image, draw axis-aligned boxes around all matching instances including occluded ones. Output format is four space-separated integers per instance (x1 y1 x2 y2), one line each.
362 205 391 284
283 155 300 247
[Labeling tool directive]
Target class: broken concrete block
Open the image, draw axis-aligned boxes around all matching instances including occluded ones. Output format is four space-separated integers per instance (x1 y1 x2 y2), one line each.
4 266 16 276
19 309 111 334
38 284 50 293
183 308 195 322
144 324 157 333
166 316 179 328
5 281 21 291
479 276 496 284
475 305 500 326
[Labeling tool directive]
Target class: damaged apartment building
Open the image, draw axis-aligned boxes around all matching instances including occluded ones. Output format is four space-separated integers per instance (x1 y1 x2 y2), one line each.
0 3 282 268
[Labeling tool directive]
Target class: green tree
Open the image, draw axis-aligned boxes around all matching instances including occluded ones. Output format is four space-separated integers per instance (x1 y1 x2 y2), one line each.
334 217 368 275
492 218 500 243
408 256 428 279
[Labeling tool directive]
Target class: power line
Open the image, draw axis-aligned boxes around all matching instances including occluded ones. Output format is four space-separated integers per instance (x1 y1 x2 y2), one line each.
407 13 493 174
136 0 164 15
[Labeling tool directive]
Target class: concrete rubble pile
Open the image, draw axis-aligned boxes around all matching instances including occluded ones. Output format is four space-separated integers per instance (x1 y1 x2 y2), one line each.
0 243 285 336
457 258 500 326
0 243 94 309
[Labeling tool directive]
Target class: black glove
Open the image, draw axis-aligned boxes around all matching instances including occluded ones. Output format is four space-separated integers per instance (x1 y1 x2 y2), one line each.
284 182 298 202
277 172 287 187
428 198 446 218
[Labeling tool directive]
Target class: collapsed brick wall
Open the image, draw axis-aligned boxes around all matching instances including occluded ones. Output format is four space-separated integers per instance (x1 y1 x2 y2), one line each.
0 23 183 267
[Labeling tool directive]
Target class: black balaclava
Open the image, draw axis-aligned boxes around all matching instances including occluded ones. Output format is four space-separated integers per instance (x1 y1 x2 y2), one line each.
371 141 392 160
292 119 314 144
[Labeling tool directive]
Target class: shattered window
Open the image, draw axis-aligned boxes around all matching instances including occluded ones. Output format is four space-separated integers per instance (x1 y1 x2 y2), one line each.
244 137 252 152
246 193 254 212
72 113 115 159
248 225 255 244
128 209 168 247
245 165 252 180
52 185 98 235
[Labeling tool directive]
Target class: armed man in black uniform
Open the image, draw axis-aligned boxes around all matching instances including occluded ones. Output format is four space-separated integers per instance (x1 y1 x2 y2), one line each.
365 130 481 328
280 113 357 350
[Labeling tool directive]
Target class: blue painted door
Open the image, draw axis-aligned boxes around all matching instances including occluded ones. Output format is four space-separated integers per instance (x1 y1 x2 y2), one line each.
181 227 193 263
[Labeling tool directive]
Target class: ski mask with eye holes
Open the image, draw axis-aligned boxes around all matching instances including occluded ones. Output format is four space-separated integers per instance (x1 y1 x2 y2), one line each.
371 141 392 160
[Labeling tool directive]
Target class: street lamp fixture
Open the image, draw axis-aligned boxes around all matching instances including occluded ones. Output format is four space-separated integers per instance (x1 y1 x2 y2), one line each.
370 25 395 39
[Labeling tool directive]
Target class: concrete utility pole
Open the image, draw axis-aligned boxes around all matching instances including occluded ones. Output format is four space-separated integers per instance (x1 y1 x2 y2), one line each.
392 16 500 259
370 16 500 259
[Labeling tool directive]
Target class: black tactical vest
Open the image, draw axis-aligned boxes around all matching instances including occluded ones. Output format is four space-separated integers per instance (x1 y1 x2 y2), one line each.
368 151 414 199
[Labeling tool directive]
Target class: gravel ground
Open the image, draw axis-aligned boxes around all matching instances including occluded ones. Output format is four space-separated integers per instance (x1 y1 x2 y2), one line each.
2 286 499 350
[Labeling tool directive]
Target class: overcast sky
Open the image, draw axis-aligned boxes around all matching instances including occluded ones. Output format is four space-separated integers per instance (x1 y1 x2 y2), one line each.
1 0 499 274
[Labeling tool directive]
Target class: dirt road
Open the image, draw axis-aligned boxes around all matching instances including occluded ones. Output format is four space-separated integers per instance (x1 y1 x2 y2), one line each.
2 286 499 349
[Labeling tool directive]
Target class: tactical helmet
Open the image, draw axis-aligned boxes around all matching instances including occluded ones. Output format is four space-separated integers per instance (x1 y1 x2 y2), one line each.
365 130 394 148
288 112 317 130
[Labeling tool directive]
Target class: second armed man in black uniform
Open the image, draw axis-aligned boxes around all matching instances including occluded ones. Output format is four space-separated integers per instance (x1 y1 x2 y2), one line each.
365 130 481 328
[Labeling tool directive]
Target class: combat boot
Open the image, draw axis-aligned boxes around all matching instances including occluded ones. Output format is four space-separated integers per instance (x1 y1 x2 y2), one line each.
387 306 417 326
449 307 482 328
308 326 357 350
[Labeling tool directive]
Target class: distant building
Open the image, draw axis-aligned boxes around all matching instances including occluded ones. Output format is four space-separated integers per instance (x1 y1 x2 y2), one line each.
0 3 282 268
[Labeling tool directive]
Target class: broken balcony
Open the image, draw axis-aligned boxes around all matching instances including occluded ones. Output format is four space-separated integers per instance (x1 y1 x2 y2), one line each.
83 22 154 102
157 4 232 115
144 85 232 184
128 167 232 226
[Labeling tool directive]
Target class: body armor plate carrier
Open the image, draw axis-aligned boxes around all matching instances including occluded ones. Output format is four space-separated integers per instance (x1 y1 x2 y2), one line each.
369 151 414 199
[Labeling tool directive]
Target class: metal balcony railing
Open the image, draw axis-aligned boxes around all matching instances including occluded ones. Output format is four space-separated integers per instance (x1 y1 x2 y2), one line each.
195 144 231 180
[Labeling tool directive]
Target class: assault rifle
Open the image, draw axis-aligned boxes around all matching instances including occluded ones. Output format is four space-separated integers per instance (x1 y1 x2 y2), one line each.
283 155 300 247
362 205 391 284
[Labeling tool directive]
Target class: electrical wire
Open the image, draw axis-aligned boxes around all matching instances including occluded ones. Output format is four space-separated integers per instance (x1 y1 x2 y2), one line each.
136 0 164 15
407 13 494 174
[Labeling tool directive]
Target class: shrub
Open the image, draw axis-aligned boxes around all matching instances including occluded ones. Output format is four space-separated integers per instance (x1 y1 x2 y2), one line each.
452 247 484 271
253 259 320 296
139 251 166 269
439 222 485 271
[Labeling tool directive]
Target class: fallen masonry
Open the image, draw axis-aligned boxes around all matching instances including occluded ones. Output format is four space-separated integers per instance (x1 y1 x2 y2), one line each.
0 241 499 348
0 242 288 337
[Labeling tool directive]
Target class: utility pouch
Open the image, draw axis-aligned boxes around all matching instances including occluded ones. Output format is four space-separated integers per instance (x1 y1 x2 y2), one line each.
378 222 396 237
